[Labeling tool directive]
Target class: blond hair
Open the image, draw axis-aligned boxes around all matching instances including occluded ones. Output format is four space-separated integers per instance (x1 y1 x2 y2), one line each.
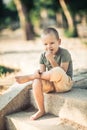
42 27 59 39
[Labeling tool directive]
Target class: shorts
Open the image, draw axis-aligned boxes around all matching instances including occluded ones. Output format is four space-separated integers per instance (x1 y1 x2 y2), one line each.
42 67 73 93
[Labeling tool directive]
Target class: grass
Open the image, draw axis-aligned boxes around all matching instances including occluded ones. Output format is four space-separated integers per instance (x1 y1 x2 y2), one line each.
0 65 19 77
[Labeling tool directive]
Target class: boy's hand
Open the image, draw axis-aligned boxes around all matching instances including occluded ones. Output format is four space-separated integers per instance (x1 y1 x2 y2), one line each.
45 51 54 61
45 51 58 67
33 70 41 78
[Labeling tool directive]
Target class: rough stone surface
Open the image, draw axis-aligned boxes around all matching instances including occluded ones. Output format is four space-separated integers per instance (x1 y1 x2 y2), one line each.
6 111 76 130
29 88 87 127
0 82 32 130
0 72 87 130
73 72 87 89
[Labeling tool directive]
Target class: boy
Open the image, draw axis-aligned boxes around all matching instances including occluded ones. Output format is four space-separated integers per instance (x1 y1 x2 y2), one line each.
15 27 73 120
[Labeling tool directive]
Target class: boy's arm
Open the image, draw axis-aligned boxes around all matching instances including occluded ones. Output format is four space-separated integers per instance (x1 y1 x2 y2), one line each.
45 51 58 67
60 62 69 72
39 64 46 73
48 57 69 72
45 52 69 72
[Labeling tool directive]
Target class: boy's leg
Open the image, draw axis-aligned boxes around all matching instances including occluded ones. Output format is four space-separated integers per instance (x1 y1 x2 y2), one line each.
15 71 40 84
30 70 56 120
40 71 51 80
47 67 73 92
30 79 45 120
40 67 73 92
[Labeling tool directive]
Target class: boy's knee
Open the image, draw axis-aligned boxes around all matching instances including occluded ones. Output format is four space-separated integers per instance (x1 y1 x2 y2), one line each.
32 79 42 88
33 79 39 85
50 67 65 82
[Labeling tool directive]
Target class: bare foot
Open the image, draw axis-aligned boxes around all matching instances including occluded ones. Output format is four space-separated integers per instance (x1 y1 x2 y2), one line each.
15 71 41 84
30 110 45 120
15 76 30 84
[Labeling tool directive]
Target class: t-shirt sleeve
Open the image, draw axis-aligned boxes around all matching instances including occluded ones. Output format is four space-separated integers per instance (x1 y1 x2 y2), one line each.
39 53 45 64
61 50 71 62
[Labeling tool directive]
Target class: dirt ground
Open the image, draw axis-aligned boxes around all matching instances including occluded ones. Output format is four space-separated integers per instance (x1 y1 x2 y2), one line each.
0 28 87 89
0 35 87 73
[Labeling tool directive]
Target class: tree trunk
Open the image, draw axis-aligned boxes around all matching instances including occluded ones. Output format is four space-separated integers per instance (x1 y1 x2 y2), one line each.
13 0 34 40
59 0 74 33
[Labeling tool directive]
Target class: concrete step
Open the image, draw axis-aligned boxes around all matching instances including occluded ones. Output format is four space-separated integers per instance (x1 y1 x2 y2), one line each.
29 88 87 127
6 110 76 130
0 82 32 130
1 78 87 130
73 72 87 89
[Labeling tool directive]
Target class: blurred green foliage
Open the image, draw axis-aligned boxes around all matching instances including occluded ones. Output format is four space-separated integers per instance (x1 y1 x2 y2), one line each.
0 65 17 76
64 29 77 38
0 0 18 30
0 0 87 36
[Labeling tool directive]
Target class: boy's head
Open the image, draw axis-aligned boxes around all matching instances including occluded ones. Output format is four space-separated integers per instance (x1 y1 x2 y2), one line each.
42 27 59 39
41 27 61 55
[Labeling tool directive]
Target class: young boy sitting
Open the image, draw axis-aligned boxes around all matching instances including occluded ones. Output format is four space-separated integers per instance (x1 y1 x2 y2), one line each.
15 27 73 120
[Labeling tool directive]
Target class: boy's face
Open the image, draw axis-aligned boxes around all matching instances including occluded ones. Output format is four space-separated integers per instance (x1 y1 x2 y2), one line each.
42 33 61 55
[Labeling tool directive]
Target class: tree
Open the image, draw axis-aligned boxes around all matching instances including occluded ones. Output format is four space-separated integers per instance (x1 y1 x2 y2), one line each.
59 0 75 36
0 0 4 19
13 0 34 40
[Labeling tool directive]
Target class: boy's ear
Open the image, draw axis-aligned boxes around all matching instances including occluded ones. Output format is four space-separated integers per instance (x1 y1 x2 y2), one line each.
58 39 61 45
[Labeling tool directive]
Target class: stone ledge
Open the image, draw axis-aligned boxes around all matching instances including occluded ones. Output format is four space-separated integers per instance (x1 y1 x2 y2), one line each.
73 71 87 89
29 88 87 127
6 111 76 130
0 82 32 130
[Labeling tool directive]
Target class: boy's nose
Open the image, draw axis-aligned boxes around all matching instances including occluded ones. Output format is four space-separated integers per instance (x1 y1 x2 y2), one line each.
47 44 51 49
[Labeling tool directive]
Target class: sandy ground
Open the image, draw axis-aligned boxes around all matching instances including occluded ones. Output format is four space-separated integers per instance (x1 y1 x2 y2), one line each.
0 28 87 73
0 37 87 74
0 28 87 92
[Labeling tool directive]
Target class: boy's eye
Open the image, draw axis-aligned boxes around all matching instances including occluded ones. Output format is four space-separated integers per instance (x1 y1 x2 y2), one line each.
51 42 54 44
44 42 54 46
44 43 47 46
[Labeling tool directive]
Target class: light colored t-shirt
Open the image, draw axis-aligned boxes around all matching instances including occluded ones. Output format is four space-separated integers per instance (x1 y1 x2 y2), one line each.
39 47 73 78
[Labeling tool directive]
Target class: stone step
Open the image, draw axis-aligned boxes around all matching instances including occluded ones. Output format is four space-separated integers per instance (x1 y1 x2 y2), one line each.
6 110 76 130
73 72 87 89
1 80 87 130
29 88 87 127
0 82 32 130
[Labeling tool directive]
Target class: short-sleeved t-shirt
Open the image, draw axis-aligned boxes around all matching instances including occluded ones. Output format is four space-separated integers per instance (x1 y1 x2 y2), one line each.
39 47 73 78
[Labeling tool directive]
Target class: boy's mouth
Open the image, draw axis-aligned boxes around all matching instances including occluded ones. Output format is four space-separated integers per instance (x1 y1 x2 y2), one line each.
49 49 53 52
